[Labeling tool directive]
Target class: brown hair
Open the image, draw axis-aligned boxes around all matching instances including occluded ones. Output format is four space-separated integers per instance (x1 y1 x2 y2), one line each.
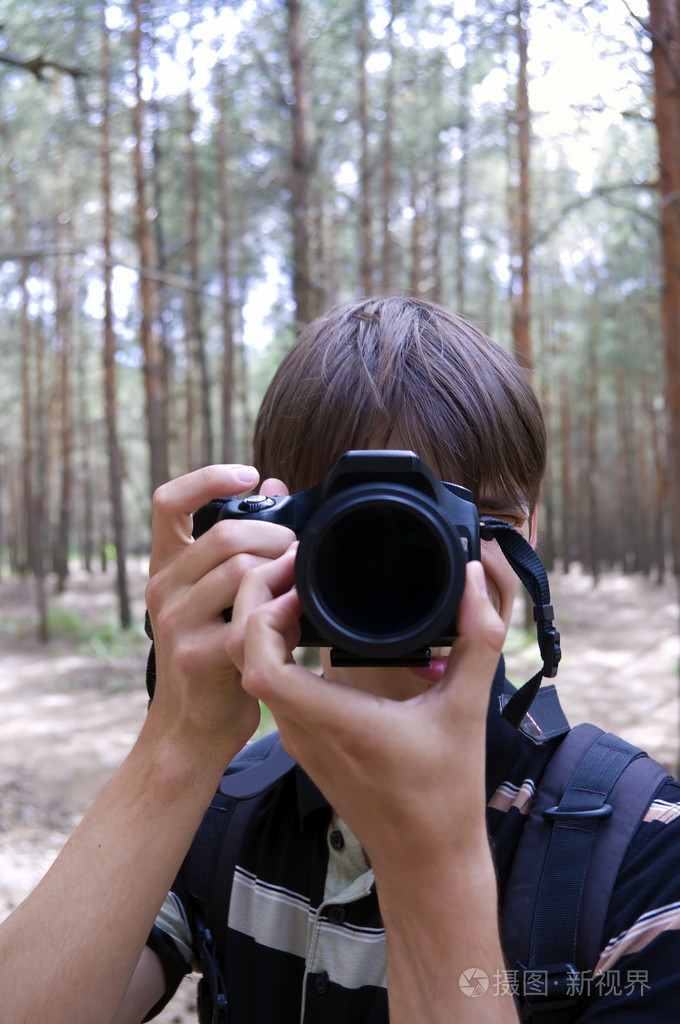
253 296 546 508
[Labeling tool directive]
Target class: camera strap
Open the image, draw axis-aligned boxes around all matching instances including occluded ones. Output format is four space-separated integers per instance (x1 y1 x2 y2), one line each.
479 517 562 731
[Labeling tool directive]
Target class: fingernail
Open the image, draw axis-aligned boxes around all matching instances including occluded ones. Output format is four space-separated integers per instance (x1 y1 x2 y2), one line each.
233 465 259 485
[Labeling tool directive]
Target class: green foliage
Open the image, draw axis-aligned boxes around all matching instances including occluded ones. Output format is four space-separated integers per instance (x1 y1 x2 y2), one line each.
44 605 148 657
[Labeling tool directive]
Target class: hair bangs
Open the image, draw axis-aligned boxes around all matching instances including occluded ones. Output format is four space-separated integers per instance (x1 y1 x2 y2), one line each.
252 297 546 508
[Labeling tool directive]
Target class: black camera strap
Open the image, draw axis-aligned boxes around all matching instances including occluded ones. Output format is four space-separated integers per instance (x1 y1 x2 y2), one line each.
479 517 562 731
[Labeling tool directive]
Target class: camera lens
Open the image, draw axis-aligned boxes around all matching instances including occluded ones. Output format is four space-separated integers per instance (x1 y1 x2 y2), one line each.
296 490 465 656
314 505 446 635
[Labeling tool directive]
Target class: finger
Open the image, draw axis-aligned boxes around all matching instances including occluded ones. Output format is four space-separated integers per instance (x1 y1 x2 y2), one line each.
440 560 507 718
260 477 289 498
150 464 260 574
153 518 296 600
228 543 300 670
242 590 380 732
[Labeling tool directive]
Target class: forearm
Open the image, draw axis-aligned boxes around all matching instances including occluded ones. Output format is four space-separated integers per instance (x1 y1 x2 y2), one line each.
0 462 288 1023
0 722 238 1024
376 842 519 1024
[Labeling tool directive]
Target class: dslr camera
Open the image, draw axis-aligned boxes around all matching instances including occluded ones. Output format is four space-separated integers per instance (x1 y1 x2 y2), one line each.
193 450 480 667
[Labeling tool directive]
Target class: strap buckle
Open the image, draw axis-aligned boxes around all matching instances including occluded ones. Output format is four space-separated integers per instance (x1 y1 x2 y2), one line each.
541 626 562 678
543 803 613 821
521 962 582 1012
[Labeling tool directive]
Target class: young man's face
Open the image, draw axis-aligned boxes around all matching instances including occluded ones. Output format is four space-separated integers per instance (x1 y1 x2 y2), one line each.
318 459 537 701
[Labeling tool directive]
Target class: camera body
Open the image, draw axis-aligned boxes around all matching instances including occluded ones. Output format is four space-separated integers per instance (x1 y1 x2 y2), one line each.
193 450 480 666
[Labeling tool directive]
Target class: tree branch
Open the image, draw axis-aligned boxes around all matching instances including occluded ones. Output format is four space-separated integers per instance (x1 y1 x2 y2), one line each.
0 52 87 82
532 180 658 248
623 0 680 91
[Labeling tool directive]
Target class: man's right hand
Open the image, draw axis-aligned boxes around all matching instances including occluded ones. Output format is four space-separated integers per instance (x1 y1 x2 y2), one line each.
143 463 295 763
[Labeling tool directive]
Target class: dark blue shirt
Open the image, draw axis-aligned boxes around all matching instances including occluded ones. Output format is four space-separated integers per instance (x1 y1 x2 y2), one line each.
146 662 680 1022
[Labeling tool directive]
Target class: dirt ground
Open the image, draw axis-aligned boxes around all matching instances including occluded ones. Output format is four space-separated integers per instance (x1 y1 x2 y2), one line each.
0 561 678 1022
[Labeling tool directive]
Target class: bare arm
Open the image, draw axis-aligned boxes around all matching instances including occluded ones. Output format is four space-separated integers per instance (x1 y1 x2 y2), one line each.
0 464 294 1024
0 719 227 1024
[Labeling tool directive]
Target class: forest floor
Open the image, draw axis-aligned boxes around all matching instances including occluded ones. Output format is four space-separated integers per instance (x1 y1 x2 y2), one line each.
0 560 678 1023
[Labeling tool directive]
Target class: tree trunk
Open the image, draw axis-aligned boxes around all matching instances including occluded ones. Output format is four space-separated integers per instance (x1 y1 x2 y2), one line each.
75 321 94 575
185 80 213 467
409 169 424 294
19 253 35 576
102 7 131 628
3 124 38 578
584 295 600 581
430 147 443 305
454 21 471 314
537 308 556 571
643 369 669 582
132 0 169 495
52 213 74 594
34 316 49 642
216 62 235 463
510 0 532 374
649 0 680 575
149 97 174 475
559 348 573 572
286 0 314 325
358 0 372 296
381 2 396 294
615 368 637 572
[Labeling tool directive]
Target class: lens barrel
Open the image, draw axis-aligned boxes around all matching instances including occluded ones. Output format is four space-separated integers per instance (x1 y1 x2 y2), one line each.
294 485 467 657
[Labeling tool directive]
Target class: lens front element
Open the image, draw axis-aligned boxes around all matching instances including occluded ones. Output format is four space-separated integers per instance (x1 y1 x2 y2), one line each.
295 489 467 657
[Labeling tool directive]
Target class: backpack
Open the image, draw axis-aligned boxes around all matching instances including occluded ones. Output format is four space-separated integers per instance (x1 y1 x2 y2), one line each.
181 724 671 1024
501 722 671 1021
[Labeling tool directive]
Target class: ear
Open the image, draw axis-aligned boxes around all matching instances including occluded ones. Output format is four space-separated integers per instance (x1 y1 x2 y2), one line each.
528 506 538 549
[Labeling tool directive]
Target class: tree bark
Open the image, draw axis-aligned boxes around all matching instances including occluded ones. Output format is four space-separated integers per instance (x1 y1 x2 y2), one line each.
649 0 680 575
559 336 573 572
216 62 236 463
358 0 372 296
381 2 396 294
185 74 213 467
102 9 131 628
510 0 532 374
131 0 169 495
286 0 314 325
52 211 74 594
409 169 423 295
454 21 471 314
584 295 600 581
643 370 669 582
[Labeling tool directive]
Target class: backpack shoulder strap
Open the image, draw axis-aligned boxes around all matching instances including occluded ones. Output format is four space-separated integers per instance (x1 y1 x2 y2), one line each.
180 732 296 1024
502 723 671 1021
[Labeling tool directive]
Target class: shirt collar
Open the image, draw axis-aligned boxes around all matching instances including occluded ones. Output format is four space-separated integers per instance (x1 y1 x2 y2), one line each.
292 655 570 824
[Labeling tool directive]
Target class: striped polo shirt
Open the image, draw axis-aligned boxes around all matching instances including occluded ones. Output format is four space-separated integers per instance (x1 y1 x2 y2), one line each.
146 665 680 1022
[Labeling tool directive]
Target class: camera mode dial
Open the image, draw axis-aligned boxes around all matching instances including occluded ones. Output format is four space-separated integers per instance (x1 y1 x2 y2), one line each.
238 495 277 513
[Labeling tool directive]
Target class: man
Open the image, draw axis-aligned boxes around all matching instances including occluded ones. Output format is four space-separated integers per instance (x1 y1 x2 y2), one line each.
3 298 678 1023
130 299 680 1022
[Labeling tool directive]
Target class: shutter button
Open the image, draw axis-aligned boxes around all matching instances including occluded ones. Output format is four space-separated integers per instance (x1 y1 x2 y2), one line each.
330 829 345 850
237 495 277 512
